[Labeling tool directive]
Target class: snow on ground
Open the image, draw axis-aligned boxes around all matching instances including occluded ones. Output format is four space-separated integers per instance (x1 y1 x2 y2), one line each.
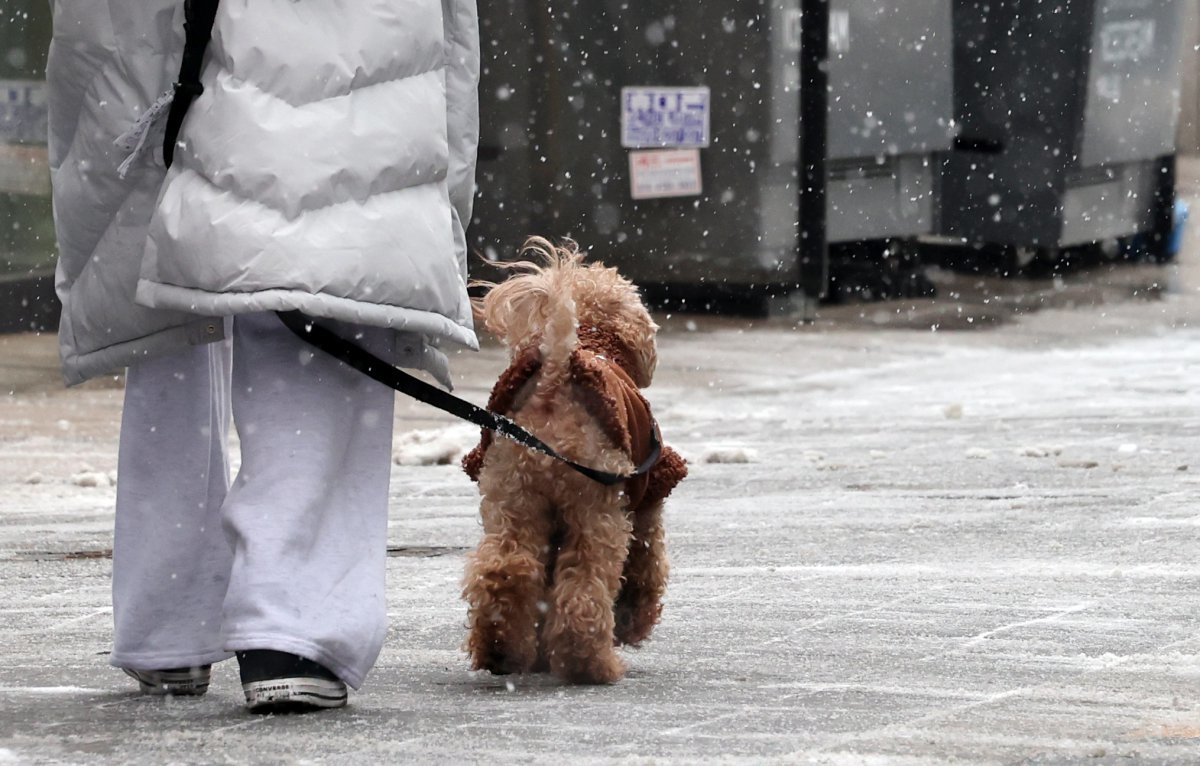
1 255 1199 763
392 424 480 467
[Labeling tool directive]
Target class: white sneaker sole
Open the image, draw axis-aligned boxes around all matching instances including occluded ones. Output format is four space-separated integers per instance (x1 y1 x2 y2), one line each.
123 667 210 696
242 677 348 712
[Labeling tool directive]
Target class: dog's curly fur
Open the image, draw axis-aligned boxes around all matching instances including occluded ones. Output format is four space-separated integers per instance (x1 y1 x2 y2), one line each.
461 237 687 684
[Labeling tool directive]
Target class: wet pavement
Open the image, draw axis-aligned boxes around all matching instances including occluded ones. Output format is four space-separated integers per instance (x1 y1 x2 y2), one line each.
1 171 1199 764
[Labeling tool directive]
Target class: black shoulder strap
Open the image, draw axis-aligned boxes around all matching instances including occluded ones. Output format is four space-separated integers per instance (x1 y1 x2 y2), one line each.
276 312 662 486
163 0 220 167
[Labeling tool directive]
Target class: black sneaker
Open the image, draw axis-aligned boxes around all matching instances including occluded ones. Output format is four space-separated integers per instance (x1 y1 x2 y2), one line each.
236 650 348 713
122 665 211 696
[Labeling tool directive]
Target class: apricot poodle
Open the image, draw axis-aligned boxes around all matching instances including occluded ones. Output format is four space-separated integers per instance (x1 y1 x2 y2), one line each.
461 237 687 684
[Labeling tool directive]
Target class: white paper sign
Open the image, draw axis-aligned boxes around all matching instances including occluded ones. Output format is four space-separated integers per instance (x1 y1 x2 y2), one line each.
629 149 702 200
621 87 710 148
1100 19 1156 63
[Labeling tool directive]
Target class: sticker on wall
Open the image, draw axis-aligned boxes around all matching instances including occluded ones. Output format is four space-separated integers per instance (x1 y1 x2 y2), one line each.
629 148 703 200
1100 19 1156 63
621 87 710 148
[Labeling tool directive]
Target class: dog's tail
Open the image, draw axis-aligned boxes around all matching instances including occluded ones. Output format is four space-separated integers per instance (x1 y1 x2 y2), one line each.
473 237 584 390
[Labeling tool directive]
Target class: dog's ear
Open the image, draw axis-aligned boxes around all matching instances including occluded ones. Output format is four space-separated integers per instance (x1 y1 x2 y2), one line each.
635 324 658 386
623 312 659 387
576 269 659 386
615 280 659 387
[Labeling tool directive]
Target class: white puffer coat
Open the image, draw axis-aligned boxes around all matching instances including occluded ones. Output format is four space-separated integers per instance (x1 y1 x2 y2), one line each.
48 0 480 386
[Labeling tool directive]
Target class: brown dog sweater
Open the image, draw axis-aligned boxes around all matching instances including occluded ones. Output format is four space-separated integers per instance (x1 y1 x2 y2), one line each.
462 335 686 509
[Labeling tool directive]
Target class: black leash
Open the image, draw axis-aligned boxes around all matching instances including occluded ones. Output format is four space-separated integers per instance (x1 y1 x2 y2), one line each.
161 0 658 485
275 312 661 486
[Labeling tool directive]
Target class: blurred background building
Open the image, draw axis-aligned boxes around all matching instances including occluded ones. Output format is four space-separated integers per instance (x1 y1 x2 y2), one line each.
471 0 1196 310
1 1 54 332
3 0 1199 332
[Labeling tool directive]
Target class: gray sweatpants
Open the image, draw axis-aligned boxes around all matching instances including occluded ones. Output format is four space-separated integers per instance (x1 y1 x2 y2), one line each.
110 312 396 689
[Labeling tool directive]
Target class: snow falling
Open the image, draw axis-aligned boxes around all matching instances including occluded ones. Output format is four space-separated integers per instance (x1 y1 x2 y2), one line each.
3 0 1200 762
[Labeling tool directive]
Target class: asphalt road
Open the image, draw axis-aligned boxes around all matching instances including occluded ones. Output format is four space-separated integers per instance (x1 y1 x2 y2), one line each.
1 196 1199 764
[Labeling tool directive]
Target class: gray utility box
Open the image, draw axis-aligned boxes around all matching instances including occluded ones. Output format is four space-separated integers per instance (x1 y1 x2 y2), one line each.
471 0 956 290
939 0 1187 250
824 1 955 245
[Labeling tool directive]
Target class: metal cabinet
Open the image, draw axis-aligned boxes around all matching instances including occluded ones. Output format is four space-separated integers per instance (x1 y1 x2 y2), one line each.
939 0 1187 253
471 0 957 297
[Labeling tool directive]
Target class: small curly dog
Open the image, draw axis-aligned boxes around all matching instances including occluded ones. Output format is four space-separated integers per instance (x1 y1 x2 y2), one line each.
461 237 687 684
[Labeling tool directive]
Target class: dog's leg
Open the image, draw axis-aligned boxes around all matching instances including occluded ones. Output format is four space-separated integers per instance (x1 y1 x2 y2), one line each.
463 481 553 676
543 488 632 684
614 499 668 646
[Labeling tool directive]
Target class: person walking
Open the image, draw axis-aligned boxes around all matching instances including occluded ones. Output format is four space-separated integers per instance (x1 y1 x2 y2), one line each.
46 0 480 712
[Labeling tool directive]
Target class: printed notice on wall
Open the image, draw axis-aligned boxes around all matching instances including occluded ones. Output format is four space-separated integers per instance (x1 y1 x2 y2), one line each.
1099 19 1156 63
629 149 702 200
621 87 710 148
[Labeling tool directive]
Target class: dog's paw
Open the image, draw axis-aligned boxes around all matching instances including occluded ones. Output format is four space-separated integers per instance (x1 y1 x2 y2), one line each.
613 603 660 647
550 649 626 685
467 630 539 677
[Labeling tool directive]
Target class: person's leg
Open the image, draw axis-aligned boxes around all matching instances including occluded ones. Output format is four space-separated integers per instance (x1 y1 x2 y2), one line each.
111 332 234 676
220 312 396 691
